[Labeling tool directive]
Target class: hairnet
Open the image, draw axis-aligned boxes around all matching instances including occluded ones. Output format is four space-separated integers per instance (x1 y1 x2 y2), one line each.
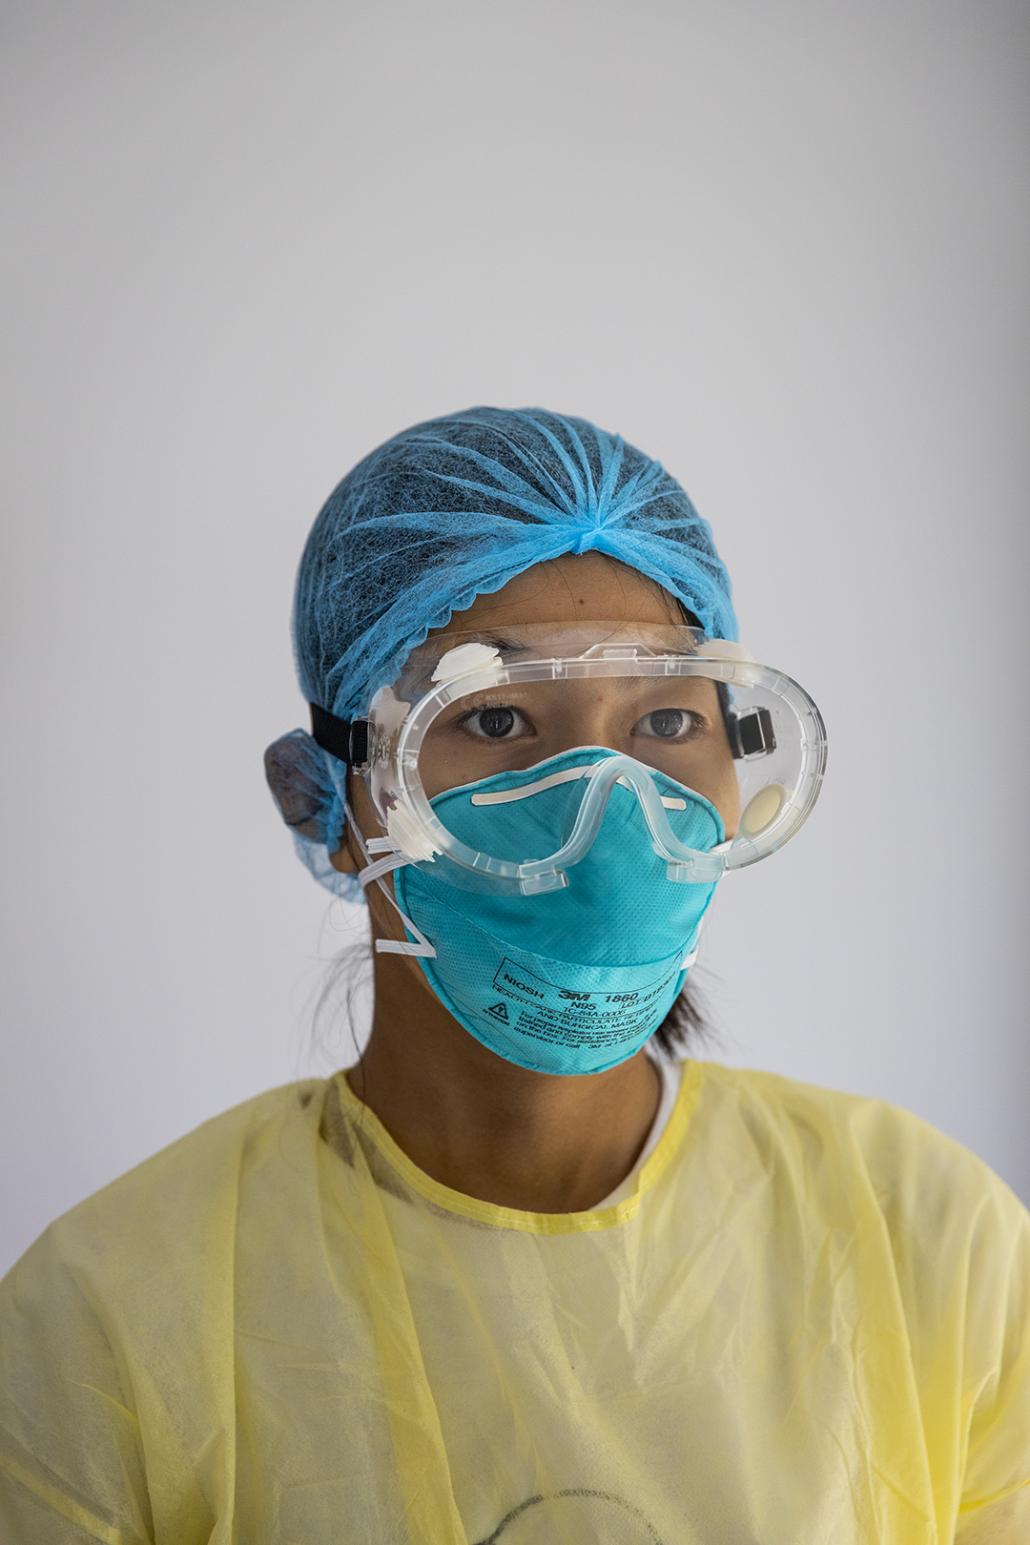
264 406 739 905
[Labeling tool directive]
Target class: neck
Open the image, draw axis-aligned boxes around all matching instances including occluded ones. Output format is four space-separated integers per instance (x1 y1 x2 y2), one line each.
342 956 666 1213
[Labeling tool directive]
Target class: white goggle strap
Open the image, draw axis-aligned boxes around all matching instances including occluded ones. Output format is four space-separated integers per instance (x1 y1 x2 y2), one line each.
344 799 437 959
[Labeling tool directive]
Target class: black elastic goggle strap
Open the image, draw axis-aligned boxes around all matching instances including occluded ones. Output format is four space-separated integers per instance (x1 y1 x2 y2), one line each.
728 705 776 759
713 681 776 760
309 703 369 768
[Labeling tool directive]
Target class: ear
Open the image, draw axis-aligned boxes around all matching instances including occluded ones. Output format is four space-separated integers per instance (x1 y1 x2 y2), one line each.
263 729 354 858
330 767 383 877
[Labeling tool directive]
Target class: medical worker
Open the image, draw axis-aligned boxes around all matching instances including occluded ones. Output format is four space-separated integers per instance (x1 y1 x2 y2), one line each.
2 406 1028 1543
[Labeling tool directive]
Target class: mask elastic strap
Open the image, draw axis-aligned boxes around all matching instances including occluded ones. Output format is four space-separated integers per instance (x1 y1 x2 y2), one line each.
680 912 709 971
344 799 438 959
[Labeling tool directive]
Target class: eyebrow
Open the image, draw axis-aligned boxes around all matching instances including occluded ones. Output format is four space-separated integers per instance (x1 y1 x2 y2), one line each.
444 632 533 653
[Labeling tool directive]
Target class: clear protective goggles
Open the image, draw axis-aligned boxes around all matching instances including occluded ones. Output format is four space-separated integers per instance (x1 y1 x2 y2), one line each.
310 621 828 896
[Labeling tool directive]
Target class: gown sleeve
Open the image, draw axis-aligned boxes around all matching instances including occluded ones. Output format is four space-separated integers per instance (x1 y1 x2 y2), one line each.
0 1219 154 1545
952 1162 1030 1543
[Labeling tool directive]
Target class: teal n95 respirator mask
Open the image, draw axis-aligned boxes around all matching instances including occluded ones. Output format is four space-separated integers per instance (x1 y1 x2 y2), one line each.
307 622 828 1076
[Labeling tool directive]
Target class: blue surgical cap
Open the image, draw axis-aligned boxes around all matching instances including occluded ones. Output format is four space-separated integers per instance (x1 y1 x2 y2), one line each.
264 405 739 906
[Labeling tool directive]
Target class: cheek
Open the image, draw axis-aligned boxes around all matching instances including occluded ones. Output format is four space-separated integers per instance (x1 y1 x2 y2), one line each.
349 772 386 835
713 770 740 841
414 745 448 803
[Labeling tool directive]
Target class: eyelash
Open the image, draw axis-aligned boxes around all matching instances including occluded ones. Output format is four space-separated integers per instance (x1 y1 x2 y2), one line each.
454 698 708 742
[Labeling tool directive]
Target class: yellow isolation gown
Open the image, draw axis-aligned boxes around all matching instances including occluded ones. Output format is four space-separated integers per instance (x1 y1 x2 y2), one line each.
1 1057 1028 1543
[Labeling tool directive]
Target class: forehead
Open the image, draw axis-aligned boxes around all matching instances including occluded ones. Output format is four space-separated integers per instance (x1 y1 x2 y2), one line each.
426 553 684 639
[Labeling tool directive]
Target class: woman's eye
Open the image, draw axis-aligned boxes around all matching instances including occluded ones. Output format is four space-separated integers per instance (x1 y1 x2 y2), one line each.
640 708 706 740
459 705 529 740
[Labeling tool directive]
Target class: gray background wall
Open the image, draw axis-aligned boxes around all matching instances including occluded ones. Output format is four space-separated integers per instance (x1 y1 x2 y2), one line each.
2 0 1027 1273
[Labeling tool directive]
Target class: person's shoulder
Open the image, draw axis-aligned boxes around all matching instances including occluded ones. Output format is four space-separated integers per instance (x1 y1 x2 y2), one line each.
2 1077 327 1300
696 1058 1027 1234
709 1067 1030 1529
0 1082 329 1533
